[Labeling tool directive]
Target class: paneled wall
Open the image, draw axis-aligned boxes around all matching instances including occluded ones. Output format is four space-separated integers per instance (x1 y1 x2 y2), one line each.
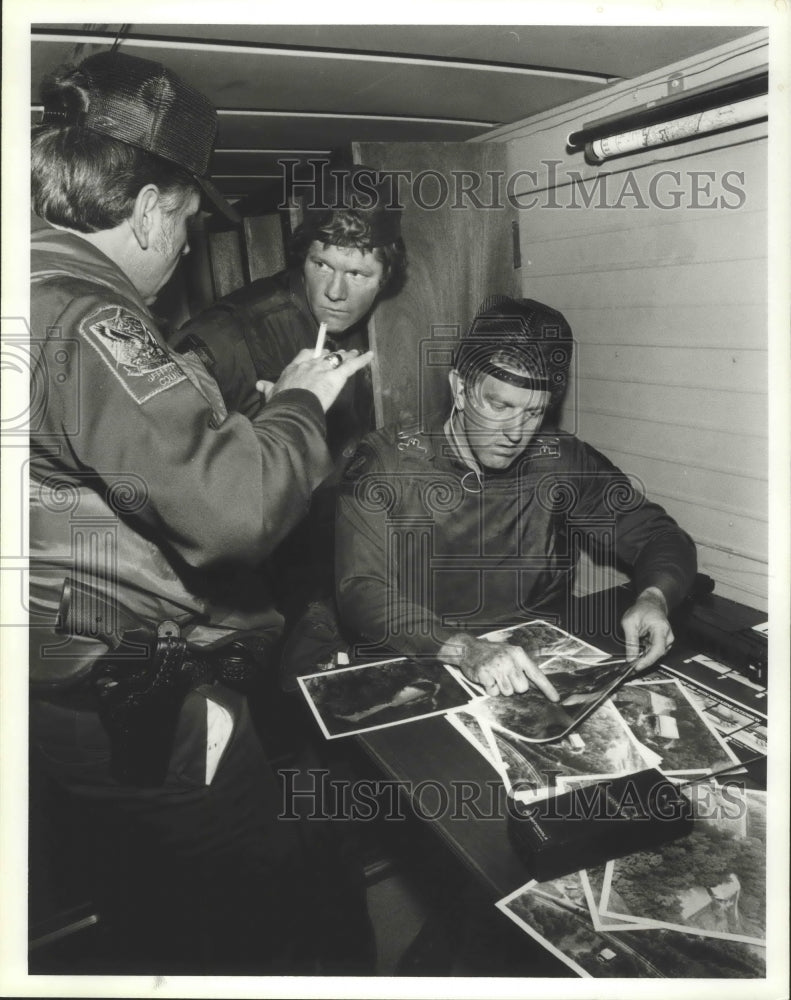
353 141 519 427
171 213 288 329
482 31 769 610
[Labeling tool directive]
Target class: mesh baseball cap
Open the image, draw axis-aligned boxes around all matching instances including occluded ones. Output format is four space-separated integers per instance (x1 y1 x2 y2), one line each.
40 50 240 224
454 296 574 402
299 164 402 246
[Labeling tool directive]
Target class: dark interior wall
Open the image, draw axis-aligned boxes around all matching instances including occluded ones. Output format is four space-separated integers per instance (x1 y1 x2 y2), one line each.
156 212 288 339
353 141 520 428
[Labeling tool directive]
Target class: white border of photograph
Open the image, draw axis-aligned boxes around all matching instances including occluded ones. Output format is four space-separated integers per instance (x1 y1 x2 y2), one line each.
593 862 662 932
586 873 656 933
495 879 592 978
444 663 486 700
578 868 660 933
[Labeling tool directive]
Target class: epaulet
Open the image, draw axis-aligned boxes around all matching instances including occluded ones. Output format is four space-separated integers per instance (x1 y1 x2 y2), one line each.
526 435 562 460
393 426 432 460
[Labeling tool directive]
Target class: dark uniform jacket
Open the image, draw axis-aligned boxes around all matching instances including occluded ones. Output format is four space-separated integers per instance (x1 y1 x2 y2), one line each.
29 218 333 686
336 419 697 659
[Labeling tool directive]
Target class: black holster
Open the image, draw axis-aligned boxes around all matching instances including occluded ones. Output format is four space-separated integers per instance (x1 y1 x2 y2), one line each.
49 577 263 787
91 629 259 787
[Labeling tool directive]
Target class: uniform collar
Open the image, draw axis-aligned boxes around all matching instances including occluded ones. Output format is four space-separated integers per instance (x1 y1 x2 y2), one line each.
440 411 552 484
31 214 151 316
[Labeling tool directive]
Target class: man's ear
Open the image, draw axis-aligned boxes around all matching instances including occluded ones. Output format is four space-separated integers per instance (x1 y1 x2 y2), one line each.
130 185 162 250
448 369 465 410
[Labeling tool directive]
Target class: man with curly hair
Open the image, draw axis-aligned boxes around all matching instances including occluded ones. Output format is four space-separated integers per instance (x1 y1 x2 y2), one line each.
172 165 406 465
173 168 407 672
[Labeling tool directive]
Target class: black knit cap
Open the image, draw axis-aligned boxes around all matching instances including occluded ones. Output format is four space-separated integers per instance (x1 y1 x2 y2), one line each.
41 50 240 223
454 296 574 402
299 164 402 247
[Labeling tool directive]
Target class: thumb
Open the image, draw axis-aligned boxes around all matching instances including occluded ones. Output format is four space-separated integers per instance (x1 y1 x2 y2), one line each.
622 617 641 665
255 379 275 401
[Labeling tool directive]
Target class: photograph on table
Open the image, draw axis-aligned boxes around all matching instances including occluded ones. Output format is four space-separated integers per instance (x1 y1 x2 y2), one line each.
445 708 501 771
600 783 766 946
497 871 766 979
550 776 668 934
612 678 742 774
579 865 652 932
684 694 764 738
496 873 599 977
480 699 660 803
468 621 639 743
483 619 607 662
298 656 475 738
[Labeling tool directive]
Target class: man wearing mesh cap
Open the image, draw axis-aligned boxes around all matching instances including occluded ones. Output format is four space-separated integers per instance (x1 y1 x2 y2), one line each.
337 297 697 698
29 50 373 973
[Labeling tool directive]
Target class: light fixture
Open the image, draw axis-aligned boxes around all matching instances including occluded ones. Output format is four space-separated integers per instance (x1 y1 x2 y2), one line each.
567 69 767 165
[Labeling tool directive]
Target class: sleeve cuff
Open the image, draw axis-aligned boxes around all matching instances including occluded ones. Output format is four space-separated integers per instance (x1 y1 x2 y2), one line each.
264 387 326 428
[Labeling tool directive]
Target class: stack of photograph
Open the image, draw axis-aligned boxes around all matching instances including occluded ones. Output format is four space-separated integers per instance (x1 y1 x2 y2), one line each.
299 618 766 978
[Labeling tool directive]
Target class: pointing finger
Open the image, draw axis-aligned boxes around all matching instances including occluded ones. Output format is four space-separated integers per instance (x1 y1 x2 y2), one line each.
338 350 374 375
510 645 559 702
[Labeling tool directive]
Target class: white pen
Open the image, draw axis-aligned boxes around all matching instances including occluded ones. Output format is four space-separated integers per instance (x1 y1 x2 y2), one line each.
313 321 327 358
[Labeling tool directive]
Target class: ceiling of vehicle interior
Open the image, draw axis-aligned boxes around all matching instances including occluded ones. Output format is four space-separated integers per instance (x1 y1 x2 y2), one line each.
31 23 759 210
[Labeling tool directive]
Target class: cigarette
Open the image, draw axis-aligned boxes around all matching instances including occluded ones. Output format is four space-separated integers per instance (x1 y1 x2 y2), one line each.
313 322 327 358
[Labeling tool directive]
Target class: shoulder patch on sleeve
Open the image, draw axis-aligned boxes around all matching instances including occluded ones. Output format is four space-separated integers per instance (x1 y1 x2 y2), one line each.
80 305 188 404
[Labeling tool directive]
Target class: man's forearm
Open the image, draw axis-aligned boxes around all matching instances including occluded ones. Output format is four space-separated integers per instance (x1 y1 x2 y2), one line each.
634 585 668 615
631 527 697 610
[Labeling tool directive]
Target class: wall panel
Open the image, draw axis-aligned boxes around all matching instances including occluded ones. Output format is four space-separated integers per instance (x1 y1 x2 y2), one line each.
353 141 519 427
497 32 769 610
574 381 767 439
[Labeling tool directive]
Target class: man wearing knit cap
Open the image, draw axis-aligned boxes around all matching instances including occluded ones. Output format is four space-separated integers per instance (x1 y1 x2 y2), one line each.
336 297 697 699
29 50 374 974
